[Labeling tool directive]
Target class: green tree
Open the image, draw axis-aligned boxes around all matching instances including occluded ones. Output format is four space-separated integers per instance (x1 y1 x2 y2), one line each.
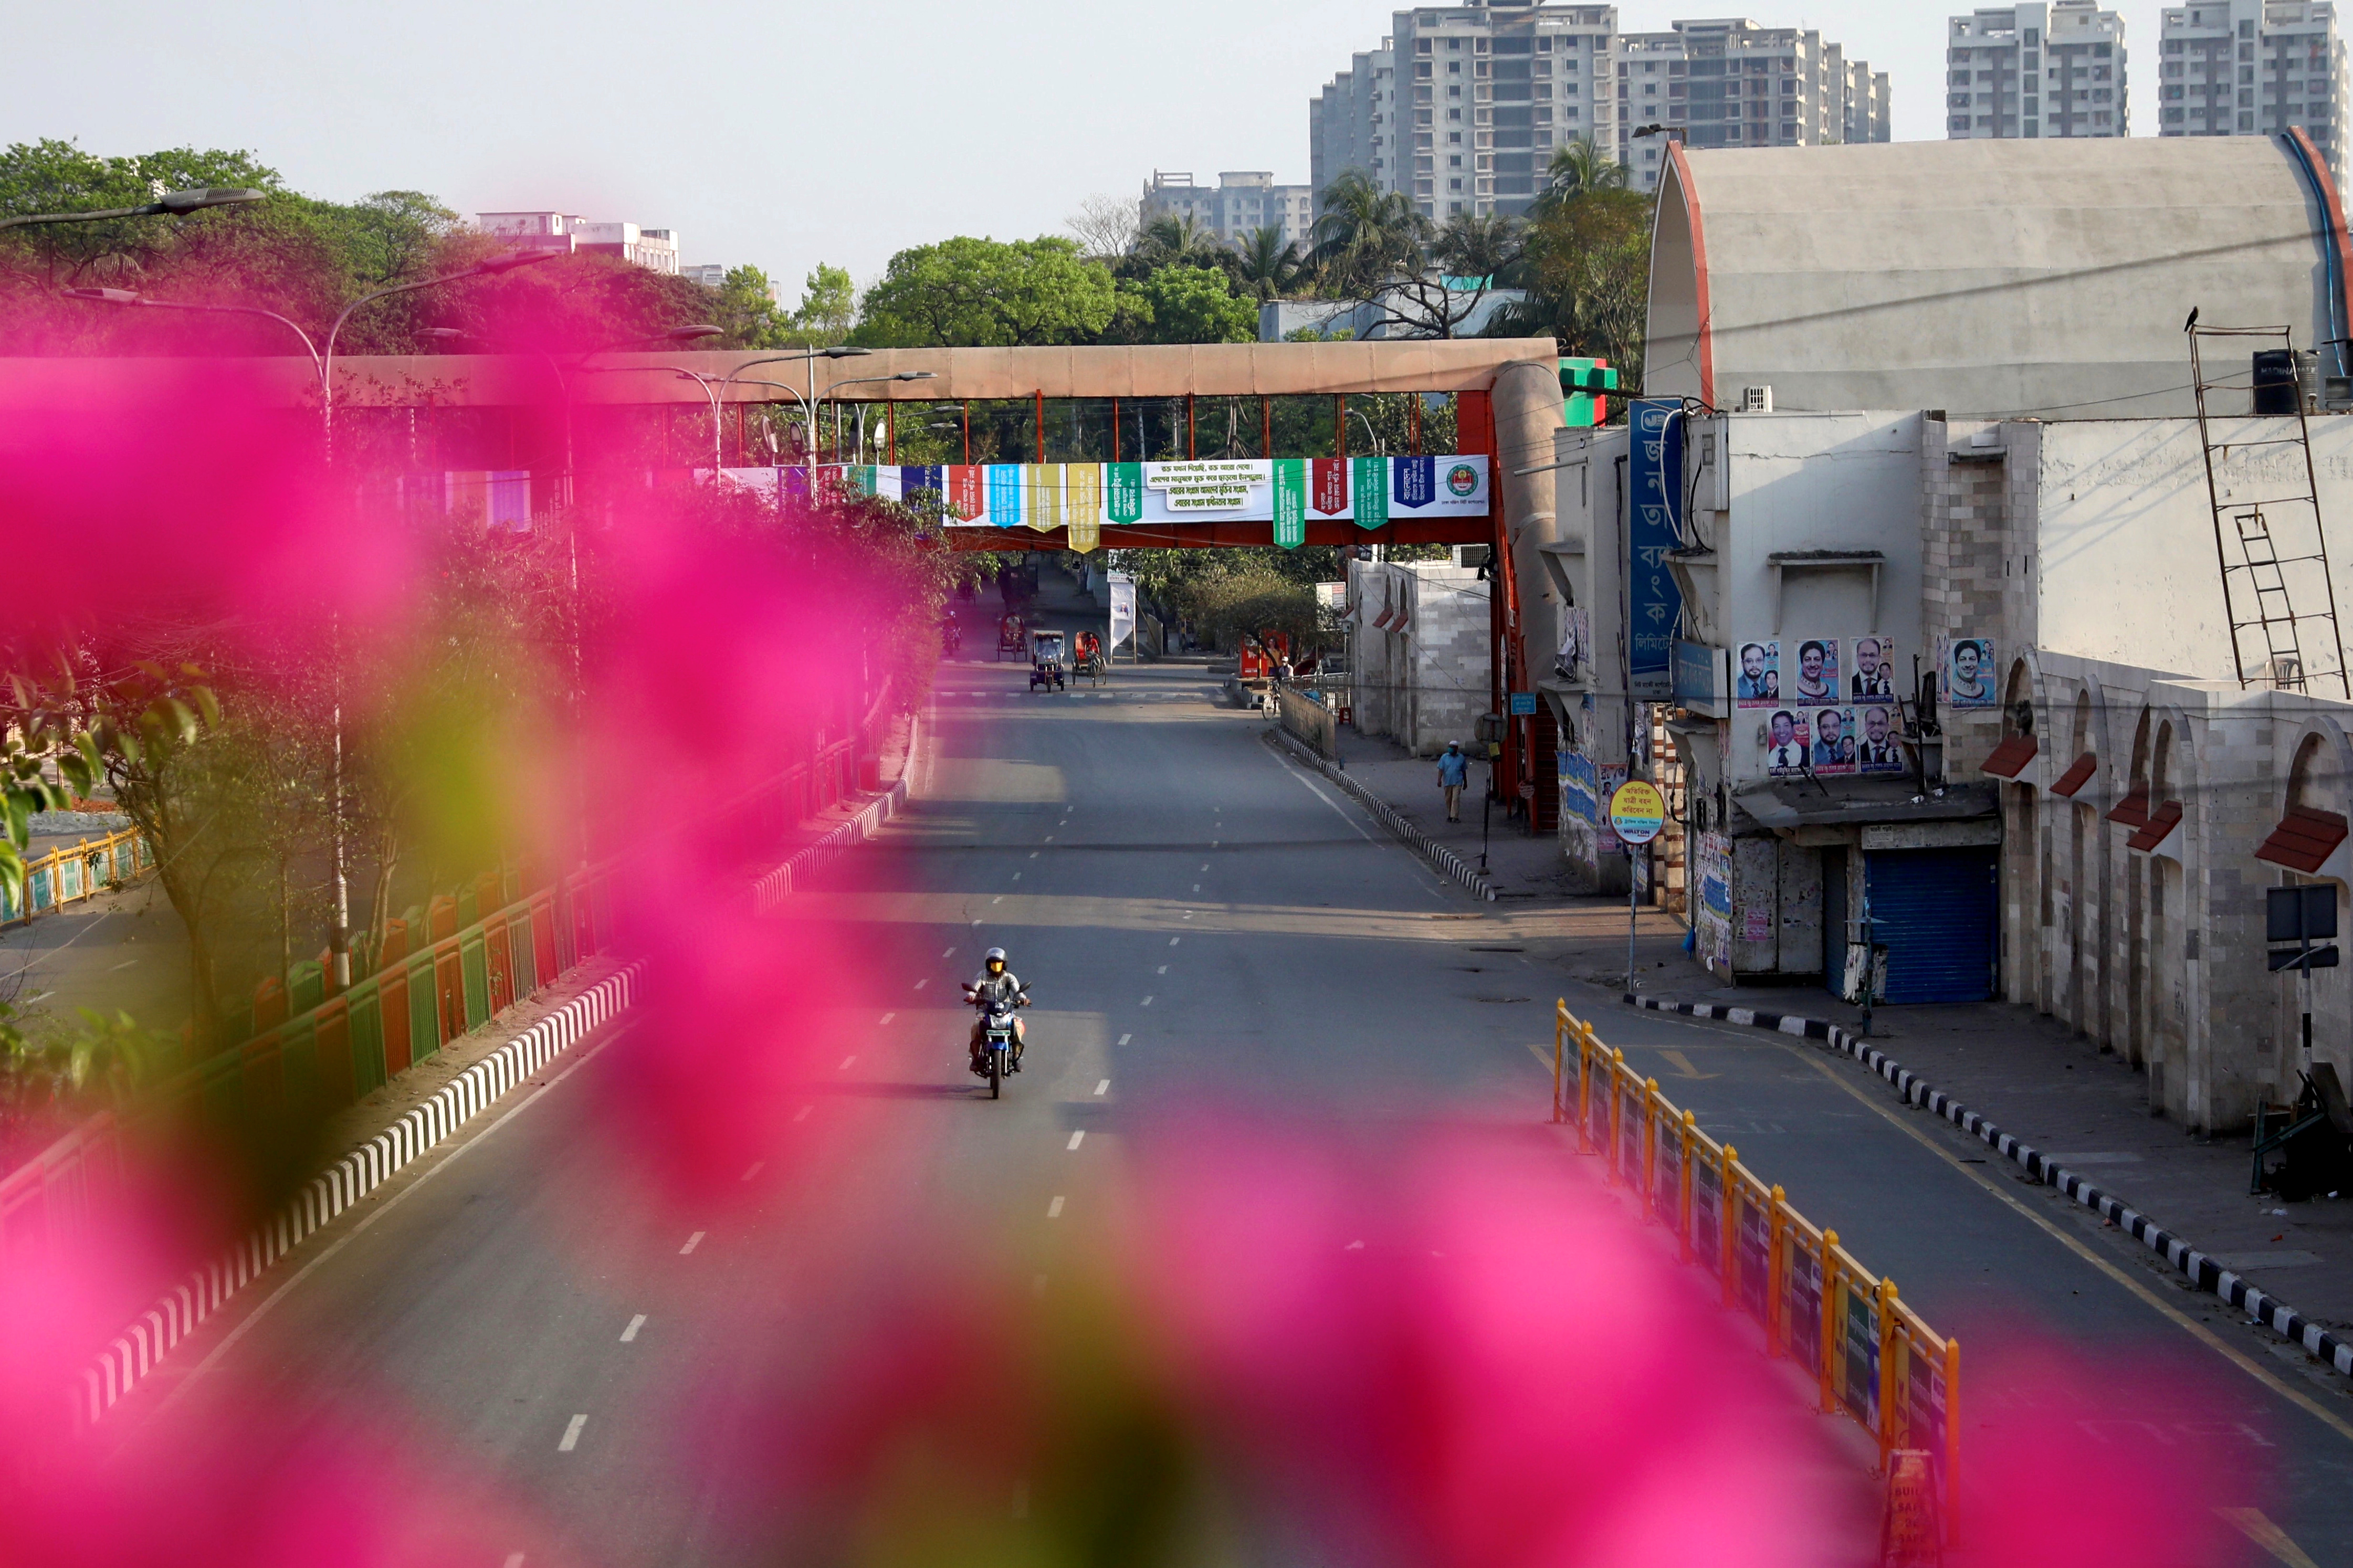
854 237 1117 348
1126 265 1257 345
785 262 855 345
1494 187 1653 390
705 264 790 348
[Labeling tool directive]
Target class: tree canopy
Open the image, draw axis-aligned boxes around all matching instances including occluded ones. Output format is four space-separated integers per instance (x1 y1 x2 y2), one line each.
854 236 1119 349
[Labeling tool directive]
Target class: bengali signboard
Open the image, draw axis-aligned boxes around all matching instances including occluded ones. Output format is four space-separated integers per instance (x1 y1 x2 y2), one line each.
1626 400 1685 700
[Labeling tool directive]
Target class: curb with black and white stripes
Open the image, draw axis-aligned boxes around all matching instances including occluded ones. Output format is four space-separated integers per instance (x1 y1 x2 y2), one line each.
76 964 642 1432
76 738 925 1434
1620 993 2353 1380
750 769 910 914
1264 727 1497 901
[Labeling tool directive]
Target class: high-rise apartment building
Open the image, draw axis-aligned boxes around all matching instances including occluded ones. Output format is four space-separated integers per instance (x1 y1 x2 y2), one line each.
1614 19 1890 193
1947 3 2127 140
1313 2 1617 220
1311 6 1892 217
2158 1 2348 169
1139 172 1319 248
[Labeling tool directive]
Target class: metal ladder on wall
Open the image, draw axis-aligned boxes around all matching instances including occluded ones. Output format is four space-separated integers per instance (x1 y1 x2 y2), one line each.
2188 325 2350 696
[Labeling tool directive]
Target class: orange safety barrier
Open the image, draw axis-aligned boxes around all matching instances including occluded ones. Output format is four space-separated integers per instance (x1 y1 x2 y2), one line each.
1552 1000 1961 1548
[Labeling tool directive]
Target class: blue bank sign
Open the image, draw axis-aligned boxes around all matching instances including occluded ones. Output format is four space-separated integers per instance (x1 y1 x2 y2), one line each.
1626 399 1685 700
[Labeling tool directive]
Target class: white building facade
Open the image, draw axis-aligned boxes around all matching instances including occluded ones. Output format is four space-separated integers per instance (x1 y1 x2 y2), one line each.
476 213 681 275
2158 0 2349 169
1139 172 1318 247
1310 5 1891 216
1947 3 2129 140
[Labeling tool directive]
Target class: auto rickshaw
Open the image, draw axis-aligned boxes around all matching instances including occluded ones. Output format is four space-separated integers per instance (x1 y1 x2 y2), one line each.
996 615 1026 661
1029 629 1068 692
1074 629 1106 686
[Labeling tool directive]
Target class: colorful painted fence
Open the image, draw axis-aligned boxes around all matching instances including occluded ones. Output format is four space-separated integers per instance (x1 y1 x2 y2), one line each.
1551 1002 1960 1543
1 827 152 927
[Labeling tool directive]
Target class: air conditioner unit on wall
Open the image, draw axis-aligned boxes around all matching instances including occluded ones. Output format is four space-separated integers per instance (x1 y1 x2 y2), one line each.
1739 385 1773 413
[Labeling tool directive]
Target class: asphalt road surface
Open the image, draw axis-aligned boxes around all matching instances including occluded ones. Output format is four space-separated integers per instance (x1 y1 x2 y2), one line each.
94 653 2353 1567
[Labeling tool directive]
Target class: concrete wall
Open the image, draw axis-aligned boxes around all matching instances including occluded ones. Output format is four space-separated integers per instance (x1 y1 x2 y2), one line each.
1346 558 1491 757
1994 649 2353 1134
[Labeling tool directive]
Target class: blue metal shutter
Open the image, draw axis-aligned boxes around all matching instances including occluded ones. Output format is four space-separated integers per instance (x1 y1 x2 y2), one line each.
1863 846 1998 1004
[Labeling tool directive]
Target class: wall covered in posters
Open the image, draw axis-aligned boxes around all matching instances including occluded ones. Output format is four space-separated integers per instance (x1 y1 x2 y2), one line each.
1740 634 1907 781
712 457 1490 551
1696 829 1734 977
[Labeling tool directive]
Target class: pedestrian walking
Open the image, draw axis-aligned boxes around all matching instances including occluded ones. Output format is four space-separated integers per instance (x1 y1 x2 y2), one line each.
1437 740 1470 823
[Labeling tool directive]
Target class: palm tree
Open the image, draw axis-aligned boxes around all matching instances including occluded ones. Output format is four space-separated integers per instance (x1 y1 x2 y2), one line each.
1231 225 1303 302
1133 214 1226 270
1307 170 1427 297
1530 137 1630 218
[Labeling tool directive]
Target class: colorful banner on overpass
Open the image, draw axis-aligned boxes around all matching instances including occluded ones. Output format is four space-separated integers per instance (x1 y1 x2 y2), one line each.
711 456 1491 551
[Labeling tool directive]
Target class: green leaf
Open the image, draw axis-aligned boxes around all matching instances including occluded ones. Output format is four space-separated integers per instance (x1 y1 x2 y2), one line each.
191 686 220 729
159 698 197 746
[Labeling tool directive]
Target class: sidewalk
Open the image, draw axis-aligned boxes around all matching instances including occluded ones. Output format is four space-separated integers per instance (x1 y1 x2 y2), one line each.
1645 974 2353 1337
1326 722 1591 901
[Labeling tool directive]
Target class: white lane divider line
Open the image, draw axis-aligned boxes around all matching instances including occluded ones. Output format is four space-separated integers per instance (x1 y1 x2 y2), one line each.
1157 966 1168 975
1169 936 1181 945
1095 1079 1110 1096
679 1232 706 1255
621 1314 646 1343
1140 996 1154 1007
558 1414 587 1453
794 1104 813 1122
942 946 957 959
741 1161 764 1182
1067 1130 1086 1151
1030 850 1039 858
972 919 983 927
1045 835 1055 842
1199 862 1209 871
839 1055 857 1069
1192 884 1201 892
1047 1196 1066 1218
1117 1034 1131 1046
991 896 1003 904
1211 839 1220 847
1012 872 1022 881
505 1554 527 1568
914 978 928 990
881 1012 896 1025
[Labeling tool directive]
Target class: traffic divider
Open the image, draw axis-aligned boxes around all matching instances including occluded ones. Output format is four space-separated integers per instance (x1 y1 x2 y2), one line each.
1551 1000 1960 1546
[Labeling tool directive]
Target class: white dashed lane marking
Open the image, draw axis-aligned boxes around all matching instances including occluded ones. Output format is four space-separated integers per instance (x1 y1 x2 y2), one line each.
1067 1131 1086 1151
558 1415 587 1453
1048 1196 1066 1218
1095 1079 1110 1096
1118 1034 1131 1046
621 1314 646 1342
679 1232 706 1255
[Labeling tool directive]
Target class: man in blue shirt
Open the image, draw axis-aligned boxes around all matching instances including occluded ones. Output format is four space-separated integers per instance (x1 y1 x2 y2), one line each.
1437 741 1472 822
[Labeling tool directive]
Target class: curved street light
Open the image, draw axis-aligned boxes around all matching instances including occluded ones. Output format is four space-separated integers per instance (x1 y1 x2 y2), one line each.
1 187 266 231
822 372 937 464
62 286 321 371
719 345 870 461
418 323 722 486
322 247 558 459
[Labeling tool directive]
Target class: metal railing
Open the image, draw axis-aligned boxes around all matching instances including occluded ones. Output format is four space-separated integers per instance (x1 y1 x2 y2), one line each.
1 690 898 1270
1551 1001 1960 1541
1 827 152 926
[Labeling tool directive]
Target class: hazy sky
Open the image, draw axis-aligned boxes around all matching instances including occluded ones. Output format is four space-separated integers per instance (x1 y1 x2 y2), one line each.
10 2 2174 304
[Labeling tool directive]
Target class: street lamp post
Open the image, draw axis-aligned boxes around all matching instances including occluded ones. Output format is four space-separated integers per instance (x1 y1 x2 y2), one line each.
321 248 556 460
0 187 266 231
419 323 720 489
821 373 937 464
62 287 321 373
717 346 871 462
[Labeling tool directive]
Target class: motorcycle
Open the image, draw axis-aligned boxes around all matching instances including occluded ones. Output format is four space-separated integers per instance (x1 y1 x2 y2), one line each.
967 986 1029 1099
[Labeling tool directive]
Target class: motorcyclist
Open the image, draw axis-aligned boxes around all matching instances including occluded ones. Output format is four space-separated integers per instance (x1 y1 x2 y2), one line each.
963 948 1028 1076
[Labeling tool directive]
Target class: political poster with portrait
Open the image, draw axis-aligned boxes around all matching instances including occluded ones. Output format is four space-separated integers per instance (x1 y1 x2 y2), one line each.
1735 640 1780 708
1942 636 1997 708
1854 701 1907 774
1808 706 1858 775
1847 636 1898 700
1763 709 1812 776
1788 637 1842 706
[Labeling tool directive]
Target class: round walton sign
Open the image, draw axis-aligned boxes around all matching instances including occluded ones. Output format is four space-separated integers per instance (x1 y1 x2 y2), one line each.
1608 779 1666 845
